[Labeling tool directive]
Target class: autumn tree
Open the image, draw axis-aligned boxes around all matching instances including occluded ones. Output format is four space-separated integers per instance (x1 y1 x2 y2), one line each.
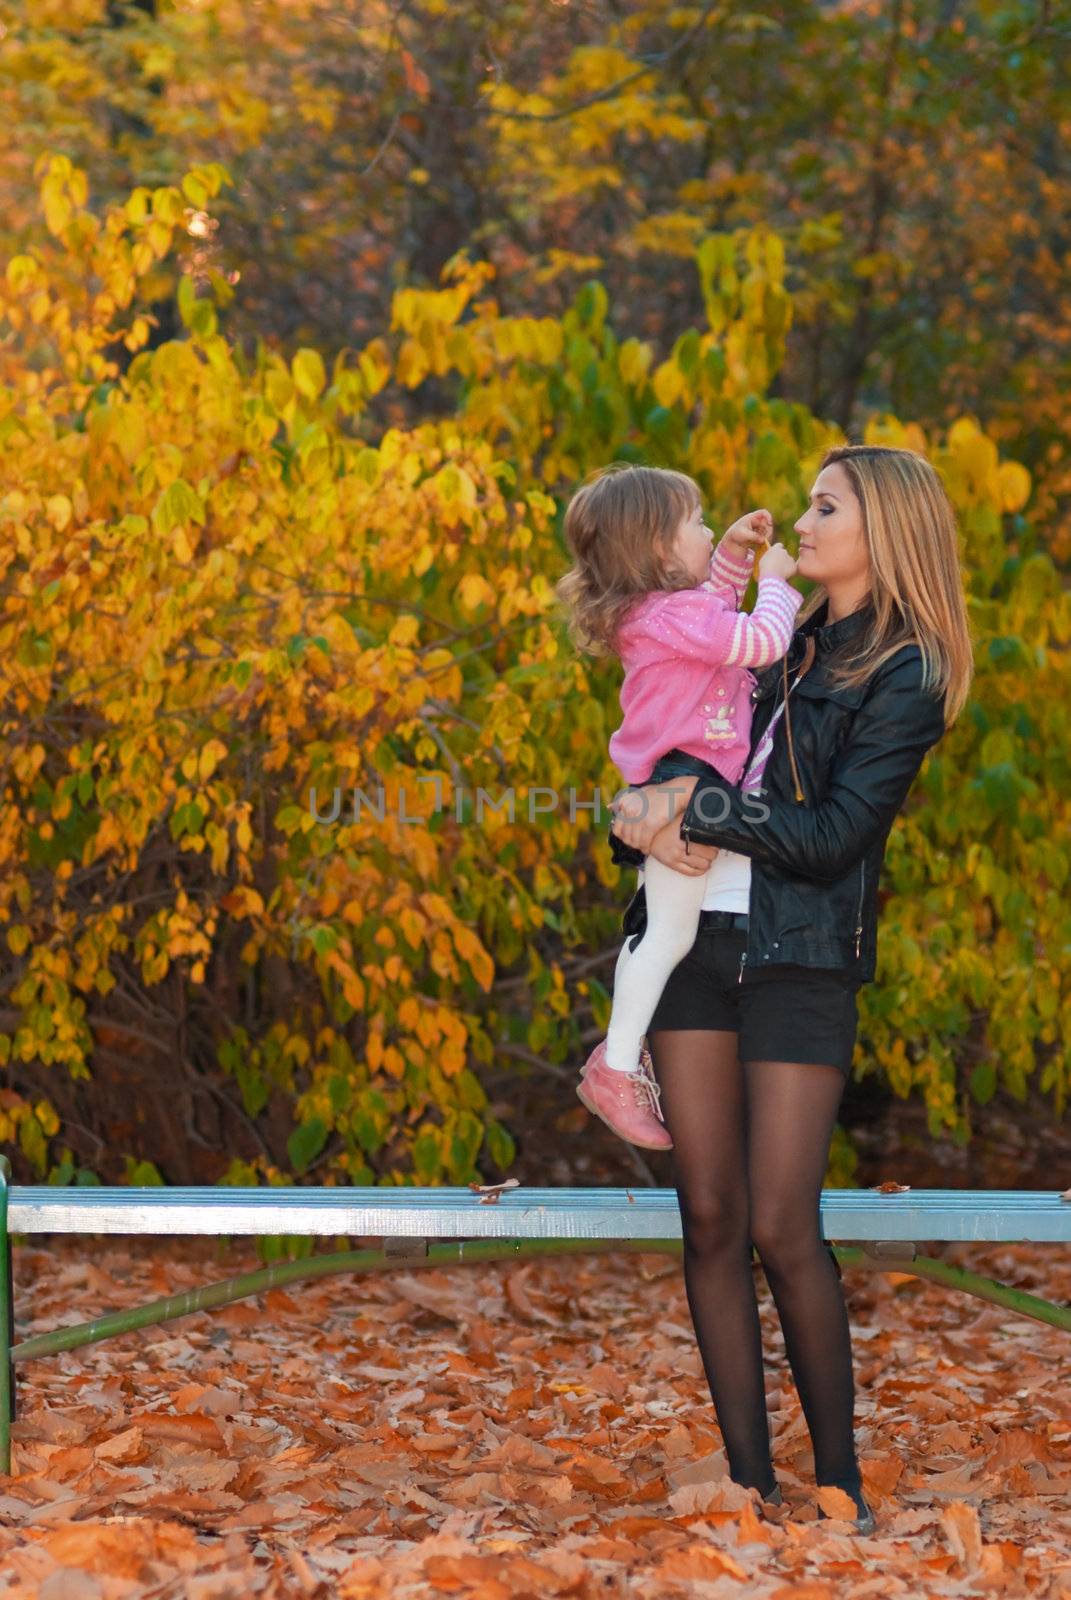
1 1 1068 547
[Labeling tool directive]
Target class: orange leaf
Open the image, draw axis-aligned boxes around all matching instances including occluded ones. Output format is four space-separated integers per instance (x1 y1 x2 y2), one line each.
815 1482 859 1521
400 48 430 99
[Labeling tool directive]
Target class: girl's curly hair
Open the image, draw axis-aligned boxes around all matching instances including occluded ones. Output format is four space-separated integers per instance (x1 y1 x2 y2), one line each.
554 463 704 658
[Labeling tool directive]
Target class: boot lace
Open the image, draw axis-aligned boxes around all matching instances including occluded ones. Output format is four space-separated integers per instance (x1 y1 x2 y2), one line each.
628 1060 663 1118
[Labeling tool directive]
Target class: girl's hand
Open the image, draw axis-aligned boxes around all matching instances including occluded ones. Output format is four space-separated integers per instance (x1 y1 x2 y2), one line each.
610 775 702 854
757 540 798 582
647 817 718 875
721 508 773 559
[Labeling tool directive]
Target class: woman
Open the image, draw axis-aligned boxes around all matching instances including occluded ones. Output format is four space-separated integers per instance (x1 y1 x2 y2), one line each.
608 444 973 1533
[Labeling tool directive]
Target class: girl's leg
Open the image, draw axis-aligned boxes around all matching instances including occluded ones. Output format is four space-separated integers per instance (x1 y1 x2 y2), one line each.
604 857 711 1071
743 1058 863 1496
646 1026 775 1494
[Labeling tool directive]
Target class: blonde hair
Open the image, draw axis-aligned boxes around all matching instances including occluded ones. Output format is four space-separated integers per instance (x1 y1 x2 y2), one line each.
554 463 704 657
798 444 974 727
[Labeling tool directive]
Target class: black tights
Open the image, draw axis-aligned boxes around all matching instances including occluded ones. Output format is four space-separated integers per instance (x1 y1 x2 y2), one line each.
647 1027 862 1499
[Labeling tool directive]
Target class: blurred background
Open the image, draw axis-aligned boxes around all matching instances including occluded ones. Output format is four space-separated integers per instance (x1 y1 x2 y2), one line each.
0 0 1068 1208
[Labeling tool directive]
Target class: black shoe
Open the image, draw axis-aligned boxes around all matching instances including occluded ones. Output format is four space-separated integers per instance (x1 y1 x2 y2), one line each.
816 1483 875 1534
735 1478 782 1506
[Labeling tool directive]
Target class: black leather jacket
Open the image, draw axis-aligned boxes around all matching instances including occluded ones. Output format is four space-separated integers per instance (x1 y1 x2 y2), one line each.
618 598 949 985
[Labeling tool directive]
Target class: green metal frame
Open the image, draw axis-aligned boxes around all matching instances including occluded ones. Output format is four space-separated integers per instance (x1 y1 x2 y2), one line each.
0 1157 1067 1477
0 1158 12 1475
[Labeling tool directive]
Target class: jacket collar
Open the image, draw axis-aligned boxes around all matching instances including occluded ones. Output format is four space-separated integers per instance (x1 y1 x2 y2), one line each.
795 596 874 658
753 597 875 697
776 598 874 804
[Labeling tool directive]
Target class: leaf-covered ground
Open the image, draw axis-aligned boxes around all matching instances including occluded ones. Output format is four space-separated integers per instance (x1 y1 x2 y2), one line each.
1 1237 1069 1598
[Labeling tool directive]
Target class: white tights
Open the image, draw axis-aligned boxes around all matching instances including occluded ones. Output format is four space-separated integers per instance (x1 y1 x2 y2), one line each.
604 855 715 1071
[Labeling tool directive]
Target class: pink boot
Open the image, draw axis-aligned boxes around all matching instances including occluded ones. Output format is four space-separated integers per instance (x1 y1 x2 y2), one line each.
576 1040 672 1150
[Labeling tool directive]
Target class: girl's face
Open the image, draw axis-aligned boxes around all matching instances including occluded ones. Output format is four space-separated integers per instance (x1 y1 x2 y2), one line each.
664 500 713 585
792 462 870 591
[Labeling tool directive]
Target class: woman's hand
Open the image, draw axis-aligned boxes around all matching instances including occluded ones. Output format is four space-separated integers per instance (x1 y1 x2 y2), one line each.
610 774 710 855
647 816 718 875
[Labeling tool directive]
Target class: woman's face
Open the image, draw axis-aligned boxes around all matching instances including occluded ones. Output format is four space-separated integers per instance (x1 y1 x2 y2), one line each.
793 462 871 592
666 500 713 584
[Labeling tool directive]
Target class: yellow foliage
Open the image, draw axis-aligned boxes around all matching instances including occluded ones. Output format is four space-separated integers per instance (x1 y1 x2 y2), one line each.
457 574 495 611
0 155 1064 1193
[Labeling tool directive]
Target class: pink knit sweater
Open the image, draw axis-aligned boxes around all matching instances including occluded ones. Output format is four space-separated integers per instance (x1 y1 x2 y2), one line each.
608 537 802 785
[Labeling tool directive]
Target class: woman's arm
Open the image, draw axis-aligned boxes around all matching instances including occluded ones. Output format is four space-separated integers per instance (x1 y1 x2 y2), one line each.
610 653 947 882
679 654 947 881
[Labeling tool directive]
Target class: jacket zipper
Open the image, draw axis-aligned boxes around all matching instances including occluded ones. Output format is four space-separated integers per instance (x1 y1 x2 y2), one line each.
742 673 777 782
699 646 861 977
701 672 784 987
736 678 780 985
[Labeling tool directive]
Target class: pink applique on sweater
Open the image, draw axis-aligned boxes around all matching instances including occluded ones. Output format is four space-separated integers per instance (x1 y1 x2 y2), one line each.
607 537 802 786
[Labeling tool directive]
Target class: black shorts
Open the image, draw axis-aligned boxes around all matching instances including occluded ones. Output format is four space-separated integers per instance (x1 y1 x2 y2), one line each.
642 922 862 1077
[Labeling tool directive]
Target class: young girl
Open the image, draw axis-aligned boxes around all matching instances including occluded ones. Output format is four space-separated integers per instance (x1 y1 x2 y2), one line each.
555 462 801 1150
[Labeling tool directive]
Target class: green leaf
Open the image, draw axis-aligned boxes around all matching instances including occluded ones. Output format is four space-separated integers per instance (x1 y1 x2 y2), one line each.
412 1126 442 1181
447 1110 482 1180
456 1068 487 1111
969 1061 997 1106
574 280 608 329
236 1057 269 1118
124 1157 164 1185
987 635 1032 672
485 1118 516 1171
674 328 701 378
352 1109 386 1155
19 1113 48 1177
287 1115 328 1174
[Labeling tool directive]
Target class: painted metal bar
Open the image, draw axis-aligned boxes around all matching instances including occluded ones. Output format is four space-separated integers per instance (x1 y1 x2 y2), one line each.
6 1238 1068 1375
857 1248 1071 1331
10 1238 673 1361
5 1185 1070 1241
0 1157 11 1476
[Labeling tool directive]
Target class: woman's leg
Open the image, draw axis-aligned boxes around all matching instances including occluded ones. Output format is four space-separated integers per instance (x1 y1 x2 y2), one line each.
646 1026 775 1494
743 1058 863 1495
604 858 711 1071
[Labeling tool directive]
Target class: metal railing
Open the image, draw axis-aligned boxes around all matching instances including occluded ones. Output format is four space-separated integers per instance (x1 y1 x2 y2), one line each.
1 1158 1067 1475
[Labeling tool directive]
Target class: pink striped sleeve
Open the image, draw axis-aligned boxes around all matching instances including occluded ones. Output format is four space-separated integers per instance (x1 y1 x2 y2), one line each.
719 577 804 668
704 538 755 604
